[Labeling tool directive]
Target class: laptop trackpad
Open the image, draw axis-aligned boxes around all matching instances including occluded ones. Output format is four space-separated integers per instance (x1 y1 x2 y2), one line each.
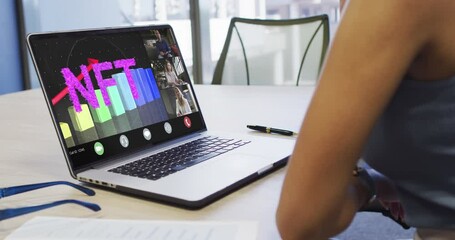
171 153 276 188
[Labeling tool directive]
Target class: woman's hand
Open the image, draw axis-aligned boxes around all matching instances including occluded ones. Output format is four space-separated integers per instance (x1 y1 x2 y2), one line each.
380 200 405 222
367 168 406 223
367 168 399 202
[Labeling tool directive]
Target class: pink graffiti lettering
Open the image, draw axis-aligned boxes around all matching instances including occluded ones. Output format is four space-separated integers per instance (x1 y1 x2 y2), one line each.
61 65 99 112
61 58 137 112
93 61 116 106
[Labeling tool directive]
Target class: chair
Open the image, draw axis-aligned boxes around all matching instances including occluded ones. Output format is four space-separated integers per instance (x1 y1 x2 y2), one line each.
212 15 330 86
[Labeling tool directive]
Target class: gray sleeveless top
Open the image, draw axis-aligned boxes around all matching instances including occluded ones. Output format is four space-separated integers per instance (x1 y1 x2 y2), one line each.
362 75 455 229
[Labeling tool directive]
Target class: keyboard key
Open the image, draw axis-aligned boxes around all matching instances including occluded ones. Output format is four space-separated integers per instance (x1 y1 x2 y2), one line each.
171 152 221 171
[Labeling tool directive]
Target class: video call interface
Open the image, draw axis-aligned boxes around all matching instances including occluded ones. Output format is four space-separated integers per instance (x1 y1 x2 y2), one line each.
30 26 204 169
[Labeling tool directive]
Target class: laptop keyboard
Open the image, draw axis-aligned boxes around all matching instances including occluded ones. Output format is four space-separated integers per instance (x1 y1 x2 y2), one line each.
108 136 250 180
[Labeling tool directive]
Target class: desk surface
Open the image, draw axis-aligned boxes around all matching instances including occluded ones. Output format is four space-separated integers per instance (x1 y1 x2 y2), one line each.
0 85 315 239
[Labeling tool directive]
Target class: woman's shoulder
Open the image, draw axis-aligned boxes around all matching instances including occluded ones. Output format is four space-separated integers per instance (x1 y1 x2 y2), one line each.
351 0 455 81
406 1 455 81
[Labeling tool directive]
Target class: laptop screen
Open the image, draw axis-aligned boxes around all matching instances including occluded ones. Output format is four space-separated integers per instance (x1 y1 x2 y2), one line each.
28 25 207 171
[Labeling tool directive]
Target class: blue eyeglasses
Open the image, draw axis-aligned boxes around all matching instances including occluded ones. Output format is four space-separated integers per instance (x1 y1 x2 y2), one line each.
0 181 101 221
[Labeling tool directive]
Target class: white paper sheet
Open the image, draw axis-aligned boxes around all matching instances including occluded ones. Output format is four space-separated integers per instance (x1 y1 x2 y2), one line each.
6 216 258 240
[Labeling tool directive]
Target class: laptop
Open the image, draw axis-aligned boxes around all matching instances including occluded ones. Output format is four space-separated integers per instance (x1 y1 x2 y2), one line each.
26 25 294 209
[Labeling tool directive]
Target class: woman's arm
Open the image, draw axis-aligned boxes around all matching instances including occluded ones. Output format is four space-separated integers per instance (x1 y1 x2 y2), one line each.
276 1 437 239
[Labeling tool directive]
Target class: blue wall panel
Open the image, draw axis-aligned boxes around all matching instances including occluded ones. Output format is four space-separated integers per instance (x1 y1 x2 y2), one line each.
0 0 23 94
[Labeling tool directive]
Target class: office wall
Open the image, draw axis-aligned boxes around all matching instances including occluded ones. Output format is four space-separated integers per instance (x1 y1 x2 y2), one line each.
0 0 23 94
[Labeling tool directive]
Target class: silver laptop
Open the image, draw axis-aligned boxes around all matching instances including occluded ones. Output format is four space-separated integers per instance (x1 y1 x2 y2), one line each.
26 25 294 209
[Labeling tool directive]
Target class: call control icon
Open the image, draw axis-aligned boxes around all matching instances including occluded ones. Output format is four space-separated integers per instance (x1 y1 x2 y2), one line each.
94 142 104 155
184 116 191 128
164 122 172 134
119 135 129 148
143 128 152 140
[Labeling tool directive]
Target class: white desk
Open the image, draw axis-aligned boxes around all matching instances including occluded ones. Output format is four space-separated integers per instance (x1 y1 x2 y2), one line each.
0 85 315 239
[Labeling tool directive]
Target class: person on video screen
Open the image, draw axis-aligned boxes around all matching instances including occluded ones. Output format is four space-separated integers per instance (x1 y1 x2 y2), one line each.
173 87 191 117
165 60 184 86
154 30 173 59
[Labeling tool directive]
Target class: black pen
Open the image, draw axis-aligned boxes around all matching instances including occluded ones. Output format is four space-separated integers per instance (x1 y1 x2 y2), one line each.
247 125 297 136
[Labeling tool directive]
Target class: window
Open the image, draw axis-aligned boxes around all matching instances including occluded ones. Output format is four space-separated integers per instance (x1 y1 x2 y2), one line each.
21 0 192 88
20 0 340 87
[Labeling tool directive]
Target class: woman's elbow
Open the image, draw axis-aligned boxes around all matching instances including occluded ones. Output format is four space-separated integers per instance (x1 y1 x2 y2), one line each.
276 202 356 239
276 205 322 239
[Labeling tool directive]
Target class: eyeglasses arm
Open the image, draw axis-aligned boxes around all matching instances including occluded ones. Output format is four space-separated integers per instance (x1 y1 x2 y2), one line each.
0 199 101 221
0 181 95 199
